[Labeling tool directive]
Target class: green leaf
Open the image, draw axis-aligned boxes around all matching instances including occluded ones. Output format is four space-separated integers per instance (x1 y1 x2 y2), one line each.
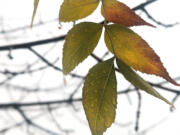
116 58 172 106
59 0 99 22
83 58 117 135
63 22 103 74
31 0 39 27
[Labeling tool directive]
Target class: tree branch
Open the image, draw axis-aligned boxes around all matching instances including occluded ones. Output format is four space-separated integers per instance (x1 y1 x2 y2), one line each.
0 0 158 52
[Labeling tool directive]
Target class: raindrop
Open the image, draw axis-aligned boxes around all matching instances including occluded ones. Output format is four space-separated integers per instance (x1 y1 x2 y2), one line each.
72 60 75 64
71 34 75 38
104 107 108 112
94 89 98 93
90 73 94 77
112 98 116 105
105 121 110 127
94 99 98 103
84 29 88 32
90 82 94 86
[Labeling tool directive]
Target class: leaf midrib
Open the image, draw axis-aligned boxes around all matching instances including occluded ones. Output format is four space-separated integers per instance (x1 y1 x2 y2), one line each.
94 60 114 134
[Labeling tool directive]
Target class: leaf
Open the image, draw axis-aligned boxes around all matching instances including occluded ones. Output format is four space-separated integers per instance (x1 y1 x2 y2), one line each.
101 0 154 27
31 0 39 27
116 58 172 105
83 58 117 135
104 24 179 86
59 0 99 22
63 22 103 74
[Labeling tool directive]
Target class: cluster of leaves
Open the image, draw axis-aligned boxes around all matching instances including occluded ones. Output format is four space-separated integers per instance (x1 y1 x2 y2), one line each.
31 0 179 135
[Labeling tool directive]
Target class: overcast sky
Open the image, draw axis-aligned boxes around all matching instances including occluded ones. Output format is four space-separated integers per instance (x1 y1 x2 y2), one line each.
0 0 180 135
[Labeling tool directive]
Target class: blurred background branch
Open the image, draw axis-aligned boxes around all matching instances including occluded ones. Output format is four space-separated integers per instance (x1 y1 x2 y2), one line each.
0 0 180 135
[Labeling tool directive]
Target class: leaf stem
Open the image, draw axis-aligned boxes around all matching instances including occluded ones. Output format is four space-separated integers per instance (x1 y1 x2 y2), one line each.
101 0 107 26
105 28 117 58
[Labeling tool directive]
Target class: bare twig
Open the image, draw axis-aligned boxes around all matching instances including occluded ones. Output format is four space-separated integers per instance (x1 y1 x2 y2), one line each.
135 89 142 131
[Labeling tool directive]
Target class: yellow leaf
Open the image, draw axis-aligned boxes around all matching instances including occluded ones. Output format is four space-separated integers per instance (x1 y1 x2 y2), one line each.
31 0 39 27
59 0 99 22
83 58 117 135
105 24 179 86
63 22 103 74
101 0 154 27
116 58 172 106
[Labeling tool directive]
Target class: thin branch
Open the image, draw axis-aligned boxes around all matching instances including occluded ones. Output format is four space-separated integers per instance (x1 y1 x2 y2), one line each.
0 88 137 109
0 98 82 109
142 8 178 28
91 53 103 62
0 35 66 51
47 106 74 134
170 94 179 112
0 0 159 52
149 82 180 94
0 105 62 134
132 0 158 11
135 89 142 131
16 107 60 135
0 64 50 85
28 47 84 79
0 18 58 34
